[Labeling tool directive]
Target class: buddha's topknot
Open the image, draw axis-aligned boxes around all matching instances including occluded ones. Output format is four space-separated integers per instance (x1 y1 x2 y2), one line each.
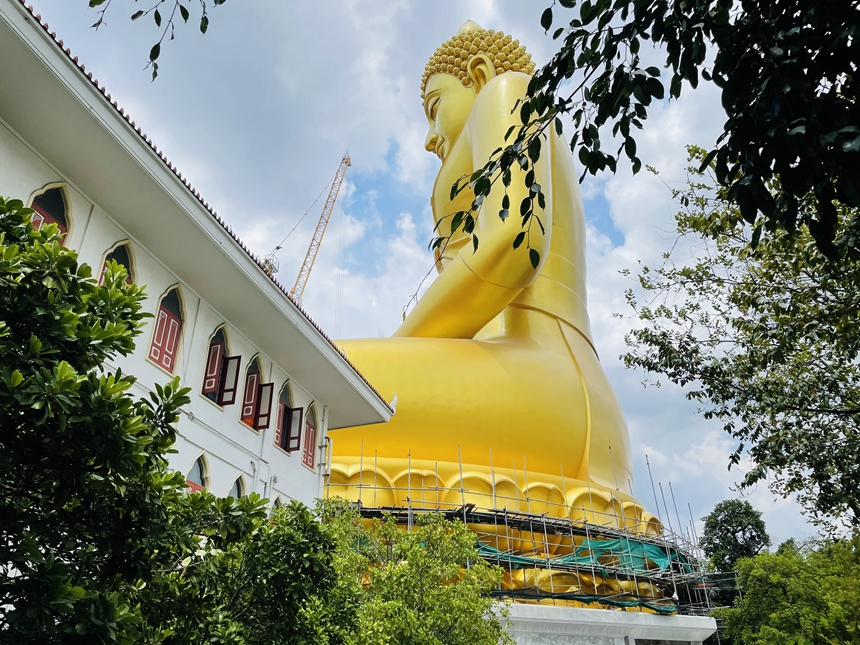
420 22 536 99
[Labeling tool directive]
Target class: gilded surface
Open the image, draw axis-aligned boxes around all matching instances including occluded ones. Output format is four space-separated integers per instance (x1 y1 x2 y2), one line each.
330 21 658 538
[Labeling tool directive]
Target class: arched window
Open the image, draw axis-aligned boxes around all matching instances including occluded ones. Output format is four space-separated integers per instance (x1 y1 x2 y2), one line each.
100 242 134 285
240 356 274 430
148 287 183 373
30 187 69 243
274 383 303 452
302 405 318 470
227 477 245 499
201 326 241 405
186 455 207 492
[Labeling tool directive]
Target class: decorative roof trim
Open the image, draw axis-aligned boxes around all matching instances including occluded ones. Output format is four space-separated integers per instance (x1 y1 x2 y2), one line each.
19 1 392 413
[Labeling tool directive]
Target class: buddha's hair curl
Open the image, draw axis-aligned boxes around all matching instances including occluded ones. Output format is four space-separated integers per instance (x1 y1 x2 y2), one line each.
420 28 536 99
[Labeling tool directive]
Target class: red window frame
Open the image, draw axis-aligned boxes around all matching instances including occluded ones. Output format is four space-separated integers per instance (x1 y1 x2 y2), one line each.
239 362 274 430
275 404 303 452
202 341 226 394
302 416 317 469
149 306 182 372
31 202 68 244
185 480 203 493
240 371 260 426
218 355 242 406
254 383 274 430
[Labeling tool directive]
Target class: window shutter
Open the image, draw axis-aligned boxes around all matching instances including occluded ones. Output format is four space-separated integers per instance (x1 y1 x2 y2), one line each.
161 314 181 372
202 342 225 394
185 480 203 493
241 372 260 425
274 403 285 446
149 307 182 372
218 356 242 405
149 310 168 363
302 419 316 469
284 407 303 452
32 203 68 239
254 383 274 430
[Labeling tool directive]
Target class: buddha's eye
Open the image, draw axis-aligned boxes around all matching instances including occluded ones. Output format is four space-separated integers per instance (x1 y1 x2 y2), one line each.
430 98 439 120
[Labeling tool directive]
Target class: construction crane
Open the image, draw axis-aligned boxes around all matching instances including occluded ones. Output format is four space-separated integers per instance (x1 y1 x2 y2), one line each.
262 152 351 304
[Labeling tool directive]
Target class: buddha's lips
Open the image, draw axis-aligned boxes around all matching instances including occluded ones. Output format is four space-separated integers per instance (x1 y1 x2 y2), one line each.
435 139 446 161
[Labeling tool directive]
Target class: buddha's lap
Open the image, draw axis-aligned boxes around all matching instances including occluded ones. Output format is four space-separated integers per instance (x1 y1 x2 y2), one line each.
333 335 592 473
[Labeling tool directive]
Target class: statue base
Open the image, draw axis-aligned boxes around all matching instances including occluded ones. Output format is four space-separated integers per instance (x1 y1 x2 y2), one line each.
329 455 661 533
505 604 716 645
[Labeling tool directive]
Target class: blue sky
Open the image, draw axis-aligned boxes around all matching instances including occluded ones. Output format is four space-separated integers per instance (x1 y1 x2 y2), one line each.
26 0 812 543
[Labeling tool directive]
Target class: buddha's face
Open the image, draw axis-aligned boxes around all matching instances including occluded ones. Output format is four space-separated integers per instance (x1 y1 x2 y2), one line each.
423 73 477 163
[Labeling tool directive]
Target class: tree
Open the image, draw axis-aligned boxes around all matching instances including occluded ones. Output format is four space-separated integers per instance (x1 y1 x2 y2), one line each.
701 500 770 573
87 0 230 80
0 195 347 644
622 148 860 529
321 499 513 645
453 0 859 265
718 536 860 645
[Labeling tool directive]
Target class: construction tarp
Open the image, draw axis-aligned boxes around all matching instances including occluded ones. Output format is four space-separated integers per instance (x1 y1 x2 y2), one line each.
478 538 693 575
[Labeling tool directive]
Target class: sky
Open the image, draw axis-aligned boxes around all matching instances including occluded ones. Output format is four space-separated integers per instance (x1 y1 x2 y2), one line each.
27 0 812 544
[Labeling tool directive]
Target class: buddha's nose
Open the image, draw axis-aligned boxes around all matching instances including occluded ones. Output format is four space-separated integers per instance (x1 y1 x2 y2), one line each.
425 128 438 153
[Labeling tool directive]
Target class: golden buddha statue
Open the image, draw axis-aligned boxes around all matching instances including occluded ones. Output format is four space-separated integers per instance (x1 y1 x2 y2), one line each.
329 21 660 540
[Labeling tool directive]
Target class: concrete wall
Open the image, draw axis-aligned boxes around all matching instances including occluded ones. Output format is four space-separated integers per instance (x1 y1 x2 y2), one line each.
506 605 716 645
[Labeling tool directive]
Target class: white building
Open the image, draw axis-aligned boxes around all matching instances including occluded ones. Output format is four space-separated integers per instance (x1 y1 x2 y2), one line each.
0 0 392 507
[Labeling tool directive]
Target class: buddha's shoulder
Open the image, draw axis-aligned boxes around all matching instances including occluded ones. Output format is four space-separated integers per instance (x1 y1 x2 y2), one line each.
472 72 532 111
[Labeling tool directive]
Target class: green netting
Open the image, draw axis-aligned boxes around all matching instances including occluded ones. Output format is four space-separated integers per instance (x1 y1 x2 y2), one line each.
478 537 693 575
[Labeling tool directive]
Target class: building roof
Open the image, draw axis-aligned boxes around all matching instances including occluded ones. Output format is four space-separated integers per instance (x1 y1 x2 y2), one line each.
0 0 393 427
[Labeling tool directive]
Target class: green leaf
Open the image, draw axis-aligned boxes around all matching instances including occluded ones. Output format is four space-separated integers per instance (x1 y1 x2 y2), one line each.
541 7 553 32
520 102 532 125
529 248 540 268
472 234 479 252
200 14 210 34
154 9 162 27
149 43 161 62
131 10 145 20
512 232 526 249
179 4 190 22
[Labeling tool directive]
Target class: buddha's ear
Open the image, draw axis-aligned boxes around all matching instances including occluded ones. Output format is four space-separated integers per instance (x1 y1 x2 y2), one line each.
466 54 496 93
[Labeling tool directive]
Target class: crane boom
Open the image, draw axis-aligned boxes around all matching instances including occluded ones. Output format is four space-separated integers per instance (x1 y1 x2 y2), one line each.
290 152 351 302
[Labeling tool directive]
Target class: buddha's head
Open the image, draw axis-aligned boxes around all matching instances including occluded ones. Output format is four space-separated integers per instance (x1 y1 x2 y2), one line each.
421 21 536 162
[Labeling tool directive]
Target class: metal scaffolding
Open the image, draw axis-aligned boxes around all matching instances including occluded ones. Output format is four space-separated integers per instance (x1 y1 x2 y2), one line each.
325 467 714 615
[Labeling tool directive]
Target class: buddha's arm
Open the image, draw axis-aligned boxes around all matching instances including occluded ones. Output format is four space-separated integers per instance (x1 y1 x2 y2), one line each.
395 77 553 339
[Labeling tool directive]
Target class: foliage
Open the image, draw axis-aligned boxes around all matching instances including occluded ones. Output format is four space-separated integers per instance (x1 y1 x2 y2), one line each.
87 0 229 79
321 499 513 645
717 536 860 645
446 0 858 265
622 148 860 529
0 195 344 644
701 500 769 573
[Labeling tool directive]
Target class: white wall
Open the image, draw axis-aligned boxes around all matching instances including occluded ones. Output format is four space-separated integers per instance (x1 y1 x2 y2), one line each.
0 116 328 507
